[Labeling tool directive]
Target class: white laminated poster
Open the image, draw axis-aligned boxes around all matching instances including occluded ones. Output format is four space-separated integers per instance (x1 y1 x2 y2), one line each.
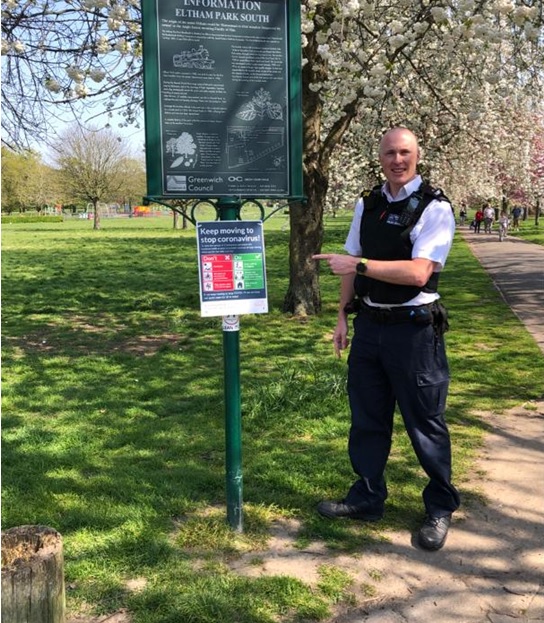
197 220 268 317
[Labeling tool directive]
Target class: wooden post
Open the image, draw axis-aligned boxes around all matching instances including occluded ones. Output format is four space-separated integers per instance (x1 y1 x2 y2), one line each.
1 525 66 623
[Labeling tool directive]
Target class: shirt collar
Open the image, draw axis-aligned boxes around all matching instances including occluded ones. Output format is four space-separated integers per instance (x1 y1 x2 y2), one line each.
382 175 422 202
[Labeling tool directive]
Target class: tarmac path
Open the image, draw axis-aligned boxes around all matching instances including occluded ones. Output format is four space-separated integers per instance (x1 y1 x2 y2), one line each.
463 229 544 355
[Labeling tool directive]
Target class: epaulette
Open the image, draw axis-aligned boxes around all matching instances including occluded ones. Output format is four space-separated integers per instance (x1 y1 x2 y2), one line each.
360 184 382 198
421 184 450 203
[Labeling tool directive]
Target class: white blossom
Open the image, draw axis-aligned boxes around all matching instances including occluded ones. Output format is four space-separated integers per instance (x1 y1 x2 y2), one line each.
370 65 387 77
317 44 332 60
315 31 328 44
524 23 539 42
82 0 108 9
126 22 141 35
74 83 88 97
95 36 110 54
361 2 374 18
430 7 448 23
345 0 361 13
389 35 406 49
114 38 131 54
107 18 122 31
44 78 62 93
495 1 514 15
109 5 128 19
66 65 85 83
412 22 428 35
89 69 106 83
12 40 26 53
301 19 315 34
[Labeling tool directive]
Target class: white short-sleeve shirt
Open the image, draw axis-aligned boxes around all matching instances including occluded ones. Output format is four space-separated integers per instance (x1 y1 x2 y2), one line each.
344 175 455 307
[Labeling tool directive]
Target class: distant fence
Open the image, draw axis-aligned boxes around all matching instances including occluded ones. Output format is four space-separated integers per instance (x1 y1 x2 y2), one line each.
62 205 171 219
2 203 172 220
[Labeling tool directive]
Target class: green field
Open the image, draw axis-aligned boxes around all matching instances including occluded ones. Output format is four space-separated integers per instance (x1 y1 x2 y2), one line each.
2 214 543 622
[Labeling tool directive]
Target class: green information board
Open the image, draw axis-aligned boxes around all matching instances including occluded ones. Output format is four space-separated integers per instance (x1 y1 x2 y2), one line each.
142 0 302 200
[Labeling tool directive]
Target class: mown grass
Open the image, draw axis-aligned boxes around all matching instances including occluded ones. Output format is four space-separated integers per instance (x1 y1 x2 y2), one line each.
2 213 543 622
509 219 544 246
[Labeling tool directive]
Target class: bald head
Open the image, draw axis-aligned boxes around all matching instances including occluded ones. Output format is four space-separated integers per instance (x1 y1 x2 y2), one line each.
379 127 419 156
379 127 420 198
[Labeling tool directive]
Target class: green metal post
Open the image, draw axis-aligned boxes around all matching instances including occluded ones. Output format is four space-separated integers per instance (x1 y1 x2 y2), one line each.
217 197 243 532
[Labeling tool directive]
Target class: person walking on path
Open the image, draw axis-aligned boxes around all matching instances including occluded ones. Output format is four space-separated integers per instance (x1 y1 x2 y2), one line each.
313 127 460 552
459 202 467 226
511 205 522 230
483 204 495 233
498 210 509 241
474 208 484 233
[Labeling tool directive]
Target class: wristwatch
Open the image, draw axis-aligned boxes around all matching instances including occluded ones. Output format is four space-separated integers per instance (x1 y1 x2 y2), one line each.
356 258 369 275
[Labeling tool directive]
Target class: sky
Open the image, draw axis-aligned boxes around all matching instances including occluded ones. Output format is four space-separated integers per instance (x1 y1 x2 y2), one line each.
35 107 146 166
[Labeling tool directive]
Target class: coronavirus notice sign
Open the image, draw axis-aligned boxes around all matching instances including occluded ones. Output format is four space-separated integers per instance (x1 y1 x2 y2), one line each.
197 221 268 317
141 0 303 199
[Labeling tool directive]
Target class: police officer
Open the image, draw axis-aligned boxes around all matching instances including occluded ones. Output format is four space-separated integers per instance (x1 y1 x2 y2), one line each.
313 127 460 551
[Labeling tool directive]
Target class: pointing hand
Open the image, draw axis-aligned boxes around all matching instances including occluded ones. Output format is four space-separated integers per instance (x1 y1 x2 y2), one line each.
313 254 360 275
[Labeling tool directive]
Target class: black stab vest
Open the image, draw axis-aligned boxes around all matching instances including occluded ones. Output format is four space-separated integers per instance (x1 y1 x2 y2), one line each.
354 183 448 304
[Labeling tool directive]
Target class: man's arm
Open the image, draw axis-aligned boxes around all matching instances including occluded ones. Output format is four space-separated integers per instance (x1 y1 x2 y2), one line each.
313 254 437 287
332 273 356 357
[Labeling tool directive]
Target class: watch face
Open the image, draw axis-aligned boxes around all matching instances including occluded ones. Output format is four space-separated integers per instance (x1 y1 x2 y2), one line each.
357 261 367 275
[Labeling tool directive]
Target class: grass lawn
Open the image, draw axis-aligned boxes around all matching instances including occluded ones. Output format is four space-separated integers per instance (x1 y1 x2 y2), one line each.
508 219 544 246
2 214 543 622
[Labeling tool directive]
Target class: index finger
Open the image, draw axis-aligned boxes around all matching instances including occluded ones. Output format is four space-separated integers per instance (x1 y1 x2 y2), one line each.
312 254 332 260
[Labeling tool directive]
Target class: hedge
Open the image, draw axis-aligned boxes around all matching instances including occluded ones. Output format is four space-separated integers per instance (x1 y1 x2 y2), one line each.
1 215 64 224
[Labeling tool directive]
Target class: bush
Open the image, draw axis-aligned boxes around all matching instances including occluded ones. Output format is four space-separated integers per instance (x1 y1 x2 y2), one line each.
1 215 64 224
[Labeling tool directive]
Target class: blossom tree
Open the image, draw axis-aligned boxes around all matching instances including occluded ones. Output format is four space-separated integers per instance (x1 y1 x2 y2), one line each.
529 121 544 223
2 0 543 313
287 0 544 313
1 0 143 148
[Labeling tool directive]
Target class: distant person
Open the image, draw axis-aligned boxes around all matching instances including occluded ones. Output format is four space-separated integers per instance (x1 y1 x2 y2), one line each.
511 206 522 231
483 205 495 234
459 203 467 226
498 210 509 241
474 208 484 233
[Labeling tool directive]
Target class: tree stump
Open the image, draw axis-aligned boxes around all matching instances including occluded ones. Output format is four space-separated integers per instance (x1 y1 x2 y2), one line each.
1 525 66 623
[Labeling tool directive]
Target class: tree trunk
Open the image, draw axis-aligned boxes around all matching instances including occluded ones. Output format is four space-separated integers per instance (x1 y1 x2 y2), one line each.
282 166 327 315
282 4 356 315
173 209 180 229
2 525 66 623
93 199 101 230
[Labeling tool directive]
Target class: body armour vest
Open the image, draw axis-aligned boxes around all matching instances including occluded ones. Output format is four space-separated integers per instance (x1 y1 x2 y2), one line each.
354 183 448 304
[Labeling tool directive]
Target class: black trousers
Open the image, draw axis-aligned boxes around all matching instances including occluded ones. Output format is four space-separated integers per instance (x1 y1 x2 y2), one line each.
345 312 461 517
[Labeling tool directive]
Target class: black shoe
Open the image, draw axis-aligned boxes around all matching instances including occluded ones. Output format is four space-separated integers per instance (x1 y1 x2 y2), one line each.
317 499 383 522
418 514 451 551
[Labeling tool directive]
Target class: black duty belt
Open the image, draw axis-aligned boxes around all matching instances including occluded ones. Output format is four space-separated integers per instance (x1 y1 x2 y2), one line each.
360 302 435 325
